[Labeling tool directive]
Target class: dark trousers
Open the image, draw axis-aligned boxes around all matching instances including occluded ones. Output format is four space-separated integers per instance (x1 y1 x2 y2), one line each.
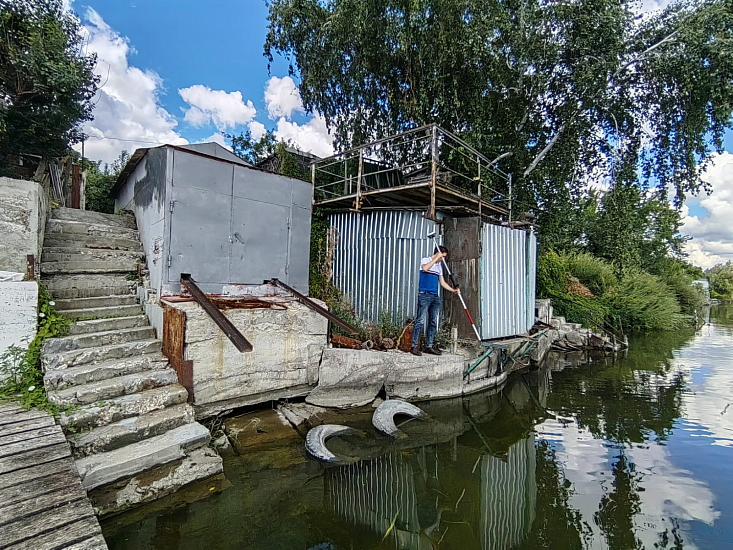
412 291 441 349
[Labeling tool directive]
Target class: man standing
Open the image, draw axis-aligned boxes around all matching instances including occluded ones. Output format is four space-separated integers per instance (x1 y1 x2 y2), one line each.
411 246 460 356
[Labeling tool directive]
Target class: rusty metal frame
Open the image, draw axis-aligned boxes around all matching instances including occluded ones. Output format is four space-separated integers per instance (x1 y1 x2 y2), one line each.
180 273 253 352
269 278 359 335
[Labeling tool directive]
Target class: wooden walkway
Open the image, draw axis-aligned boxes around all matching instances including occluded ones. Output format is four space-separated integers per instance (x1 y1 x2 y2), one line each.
0 403 107 550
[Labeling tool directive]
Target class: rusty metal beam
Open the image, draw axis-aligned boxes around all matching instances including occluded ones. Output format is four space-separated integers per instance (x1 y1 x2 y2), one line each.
180 274 253 352
269 278 359 335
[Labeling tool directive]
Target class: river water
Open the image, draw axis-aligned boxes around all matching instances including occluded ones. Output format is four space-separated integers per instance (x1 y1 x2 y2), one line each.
102 305 733 549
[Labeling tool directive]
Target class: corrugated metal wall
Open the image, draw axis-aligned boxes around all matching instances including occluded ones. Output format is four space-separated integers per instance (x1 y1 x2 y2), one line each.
481 224 537 339
329 211 537 339
330 211 440 323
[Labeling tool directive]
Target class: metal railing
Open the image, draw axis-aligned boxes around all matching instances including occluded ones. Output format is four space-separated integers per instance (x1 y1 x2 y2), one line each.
312 124 512 219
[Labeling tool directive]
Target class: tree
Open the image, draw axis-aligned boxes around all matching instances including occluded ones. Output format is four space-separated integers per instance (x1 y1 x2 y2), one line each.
707 261 733 298
265 0 733 246
84 150 129 214
0 0 99 176
226 129 277 165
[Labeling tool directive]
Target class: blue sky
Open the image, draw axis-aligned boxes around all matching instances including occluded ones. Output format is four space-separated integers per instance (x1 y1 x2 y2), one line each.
70 0 731 269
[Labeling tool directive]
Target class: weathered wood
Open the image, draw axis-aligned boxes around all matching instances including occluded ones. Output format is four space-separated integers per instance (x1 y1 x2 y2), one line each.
0 416 56 437
0 403 23 413
0 442 70 475
0 430 67 459
0 499 96 549
0 409 51 427
4 518 103 550
0 485 87 526
0 457 74 490
0 425 61 447
0 467 83 510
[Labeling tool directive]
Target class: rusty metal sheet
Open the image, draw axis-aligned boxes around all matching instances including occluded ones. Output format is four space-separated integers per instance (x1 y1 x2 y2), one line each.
162 305 193 401
444 217 482 340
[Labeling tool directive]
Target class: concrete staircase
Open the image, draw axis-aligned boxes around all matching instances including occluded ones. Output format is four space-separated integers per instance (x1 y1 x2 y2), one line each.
40 207 222 515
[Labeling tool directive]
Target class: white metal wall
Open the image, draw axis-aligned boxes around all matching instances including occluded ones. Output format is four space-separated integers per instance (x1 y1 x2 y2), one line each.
330 211 440 323
481 224 537 339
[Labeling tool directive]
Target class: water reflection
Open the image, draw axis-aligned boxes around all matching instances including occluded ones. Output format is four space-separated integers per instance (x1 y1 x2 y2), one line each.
103 306 733 550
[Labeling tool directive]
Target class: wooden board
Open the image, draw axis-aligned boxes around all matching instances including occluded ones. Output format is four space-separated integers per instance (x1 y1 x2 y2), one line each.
0 406 108 550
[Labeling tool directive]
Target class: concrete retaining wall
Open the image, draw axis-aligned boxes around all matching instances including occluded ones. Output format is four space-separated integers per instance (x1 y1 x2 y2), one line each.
0 177 48 273
167 297 328 417
0 280 38 381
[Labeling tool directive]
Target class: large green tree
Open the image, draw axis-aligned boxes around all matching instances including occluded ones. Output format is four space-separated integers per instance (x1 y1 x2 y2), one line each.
0 0 98 176
265 0 732 249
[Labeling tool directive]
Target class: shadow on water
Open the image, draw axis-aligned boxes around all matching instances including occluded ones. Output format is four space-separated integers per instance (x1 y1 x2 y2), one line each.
102 306 733 550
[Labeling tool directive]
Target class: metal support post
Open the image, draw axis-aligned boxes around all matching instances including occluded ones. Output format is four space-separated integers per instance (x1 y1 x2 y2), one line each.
356 150 363 212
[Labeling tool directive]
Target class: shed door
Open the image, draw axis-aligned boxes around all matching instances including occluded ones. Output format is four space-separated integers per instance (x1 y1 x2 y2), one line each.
229 198 290 283
168 153 234 285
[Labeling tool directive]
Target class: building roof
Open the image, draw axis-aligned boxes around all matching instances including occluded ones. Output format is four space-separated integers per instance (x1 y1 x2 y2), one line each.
112 142 251 197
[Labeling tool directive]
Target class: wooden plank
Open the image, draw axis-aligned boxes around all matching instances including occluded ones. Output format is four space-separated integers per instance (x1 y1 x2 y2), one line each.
0 485 87 527
0 430 67 459
0 499 96 549
4 517 104 550
0 425 62 447
0 416 57 437
0 457 75 490
0 409 51 427
0 468 84 510
0 443 70 475
0 403 23 413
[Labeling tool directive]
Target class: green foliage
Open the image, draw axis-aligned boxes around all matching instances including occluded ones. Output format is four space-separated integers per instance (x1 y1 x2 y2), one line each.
537 251 570 300
707 261 733 299
265 0 733 251
227 129 277 165
561 252 618 297
605 270 684 331
0 0 99 175
0 283 69 413
84 150 130 214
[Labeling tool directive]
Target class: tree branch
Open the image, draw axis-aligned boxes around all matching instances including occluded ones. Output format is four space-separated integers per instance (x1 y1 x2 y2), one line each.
524 124 565 177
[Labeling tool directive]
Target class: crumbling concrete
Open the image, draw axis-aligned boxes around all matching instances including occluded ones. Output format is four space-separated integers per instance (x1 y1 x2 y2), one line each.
0 279 38 381
306 348 465 408
166 297 328 417
0 177 48 273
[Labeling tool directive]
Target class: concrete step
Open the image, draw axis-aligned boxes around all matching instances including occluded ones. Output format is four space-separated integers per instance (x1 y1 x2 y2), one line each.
42 248 143 263
43 338 161 370
68 315 149 336
43 326 156 354
59 384 189 430
57 304 144 320
41 259 141 275
46 218 140 241
51 207 138 230
54 294 139 311
42 273 135 299
74 422 211 490
49 368 179 406
69 403 195 457
44 353 168 391
43 233 142 251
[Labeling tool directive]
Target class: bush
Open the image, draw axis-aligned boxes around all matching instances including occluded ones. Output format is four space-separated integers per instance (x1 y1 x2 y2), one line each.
604 269 684 331
562 252 618 296
537 250 570 299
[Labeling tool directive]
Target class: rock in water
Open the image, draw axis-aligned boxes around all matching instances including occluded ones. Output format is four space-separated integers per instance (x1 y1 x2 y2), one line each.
372 399 427 438
305 424 361 463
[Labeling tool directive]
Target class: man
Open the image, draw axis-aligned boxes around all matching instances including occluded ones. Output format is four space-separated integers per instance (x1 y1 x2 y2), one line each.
411 246 460 356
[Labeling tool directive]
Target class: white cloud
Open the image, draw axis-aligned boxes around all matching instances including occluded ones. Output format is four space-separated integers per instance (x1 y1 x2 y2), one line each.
248 121 267 141
264 76 304 119
179 85 256 131
75 8 187 165
201 132 232 151
274 114 334 158
682 152 733 269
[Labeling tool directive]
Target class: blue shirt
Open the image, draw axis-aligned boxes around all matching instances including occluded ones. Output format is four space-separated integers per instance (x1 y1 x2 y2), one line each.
418 257 443 295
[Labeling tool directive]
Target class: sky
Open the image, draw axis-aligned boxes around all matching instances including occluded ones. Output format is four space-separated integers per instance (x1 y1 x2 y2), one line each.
67 0 731 270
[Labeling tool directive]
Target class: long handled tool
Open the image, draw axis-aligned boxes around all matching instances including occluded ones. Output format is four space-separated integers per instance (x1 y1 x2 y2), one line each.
426 232 482 341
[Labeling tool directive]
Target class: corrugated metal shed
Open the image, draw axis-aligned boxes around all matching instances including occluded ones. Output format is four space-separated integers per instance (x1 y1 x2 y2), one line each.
329 211 537 340
330 211 441 323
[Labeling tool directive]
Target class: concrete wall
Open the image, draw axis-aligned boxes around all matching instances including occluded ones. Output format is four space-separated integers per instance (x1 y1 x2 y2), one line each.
0 177 48 273
0 280 38 381
115 148 169 299
167 297 327 417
